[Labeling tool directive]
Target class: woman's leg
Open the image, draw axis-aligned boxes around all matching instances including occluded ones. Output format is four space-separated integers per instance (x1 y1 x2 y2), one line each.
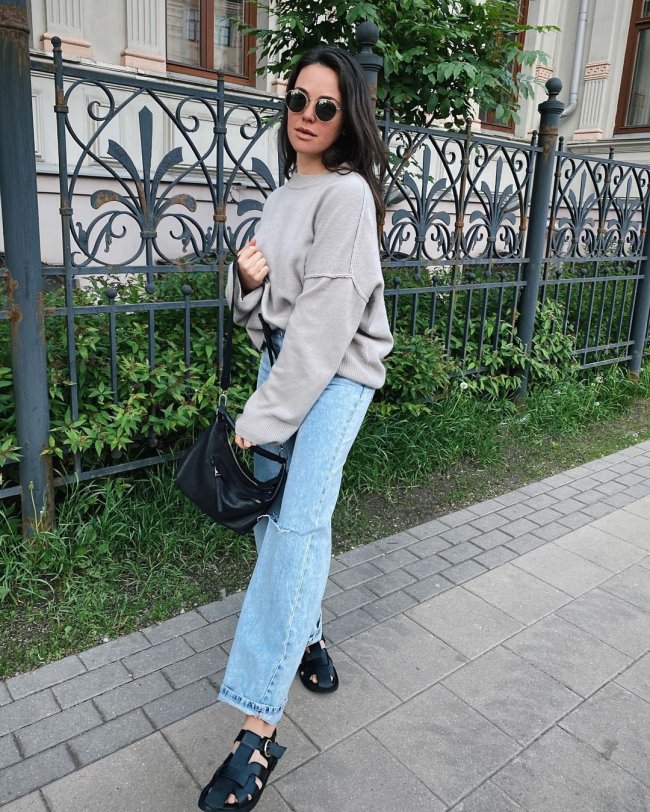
218 376 374 724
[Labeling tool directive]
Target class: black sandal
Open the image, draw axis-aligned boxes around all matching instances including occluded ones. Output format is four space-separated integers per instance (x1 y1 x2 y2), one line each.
198 728 286 811
298 639 339 693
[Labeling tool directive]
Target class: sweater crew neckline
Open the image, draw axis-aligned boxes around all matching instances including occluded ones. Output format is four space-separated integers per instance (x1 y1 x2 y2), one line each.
286 170 351 189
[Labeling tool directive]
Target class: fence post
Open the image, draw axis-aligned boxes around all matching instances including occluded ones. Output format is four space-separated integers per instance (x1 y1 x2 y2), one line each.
355 21 382 106
628 222 650 378
516 78 565 400
0 0 54 533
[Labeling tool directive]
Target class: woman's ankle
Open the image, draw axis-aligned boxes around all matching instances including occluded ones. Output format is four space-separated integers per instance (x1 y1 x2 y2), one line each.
241 714 276 739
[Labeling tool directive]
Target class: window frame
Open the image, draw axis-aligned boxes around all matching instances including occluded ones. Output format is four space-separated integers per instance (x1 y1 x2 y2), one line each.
165 0 257 86
479 0 530 134
615 0 650 133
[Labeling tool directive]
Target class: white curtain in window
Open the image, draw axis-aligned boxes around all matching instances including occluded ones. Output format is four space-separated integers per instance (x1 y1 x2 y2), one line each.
627 28 650 126
167 0 201 66
214 0 245 75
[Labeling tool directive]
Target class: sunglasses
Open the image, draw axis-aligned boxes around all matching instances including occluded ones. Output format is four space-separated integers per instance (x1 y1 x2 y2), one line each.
285 89 342 122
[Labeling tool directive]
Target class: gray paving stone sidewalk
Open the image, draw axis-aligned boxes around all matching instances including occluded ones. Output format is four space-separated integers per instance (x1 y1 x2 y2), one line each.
1 441 650 811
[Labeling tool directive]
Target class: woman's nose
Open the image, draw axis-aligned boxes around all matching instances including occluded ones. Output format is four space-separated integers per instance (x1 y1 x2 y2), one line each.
301 101 317 121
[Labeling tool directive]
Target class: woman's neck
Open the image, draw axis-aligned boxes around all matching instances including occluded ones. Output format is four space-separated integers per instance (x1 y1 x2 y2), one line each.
295 154 327 175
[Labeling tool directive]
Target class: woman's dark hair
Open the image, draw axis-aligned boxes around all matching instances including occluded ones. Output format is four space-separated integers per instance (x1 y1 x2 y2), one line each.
280 46 387 226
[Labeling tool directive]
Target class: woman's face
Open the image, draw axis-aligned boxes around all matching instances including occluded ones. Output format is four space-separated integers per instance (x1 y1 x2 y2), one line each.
287 63 344 173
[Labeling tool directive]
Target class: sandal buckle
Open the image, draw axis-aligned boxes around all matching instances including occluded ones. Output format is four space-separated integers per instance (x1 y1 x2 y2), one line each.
263 738 272 758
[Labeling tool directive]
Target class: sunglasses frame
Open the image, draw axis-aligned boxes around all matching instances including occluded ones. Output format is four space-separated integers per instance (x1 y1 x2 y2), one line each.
285 89 342 122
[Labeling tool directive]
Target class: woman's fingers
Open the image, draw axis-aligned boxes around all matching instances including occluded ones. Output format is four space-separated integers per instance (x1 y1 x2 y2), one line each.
237 244 269 291
235 434 254 449
237 238 257 260
252 256 269 278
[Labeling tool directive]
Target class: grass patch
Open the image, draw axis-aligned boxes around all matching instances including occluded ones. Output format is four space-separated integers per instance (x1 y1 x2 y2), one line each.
1 365 649 678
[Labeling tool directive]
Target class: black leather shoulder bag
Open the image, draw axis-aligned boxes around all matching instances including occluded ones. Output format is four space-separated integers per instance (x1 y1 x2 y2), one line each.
174 262 287 534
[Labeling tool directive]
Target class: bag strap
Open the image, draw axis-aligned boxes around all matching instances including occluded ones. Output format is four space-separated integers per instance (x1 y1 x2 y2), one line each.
219 261 285 464
220 259 237 393
259 314 277 366
217 405 286 465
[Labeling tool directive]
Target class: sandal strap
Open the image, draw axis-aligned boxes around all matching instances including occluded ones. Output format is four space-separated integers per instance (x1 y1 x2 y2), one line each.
301 645 337 689
200 729 286 809
302 645 330 667
264 738 287 759
218 763 263 805
237 729 287 760
220 762 265 784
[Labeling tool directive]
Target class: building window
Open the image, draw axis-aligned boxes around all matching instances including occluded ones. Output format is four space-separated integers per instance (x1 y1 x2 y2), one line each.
166 0 256 84
479 0 530 133
616 0 650 131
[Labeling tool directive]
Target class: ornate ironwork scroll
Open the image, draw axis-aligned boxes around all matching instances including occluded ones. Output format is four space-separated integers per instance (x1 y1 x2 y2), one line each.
543 146 650 366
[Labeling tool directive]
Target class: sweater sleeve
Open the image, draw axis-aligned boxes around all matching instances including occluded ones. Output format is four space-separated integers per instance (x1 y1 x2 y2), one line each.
225 262 265 335
234 176 380 445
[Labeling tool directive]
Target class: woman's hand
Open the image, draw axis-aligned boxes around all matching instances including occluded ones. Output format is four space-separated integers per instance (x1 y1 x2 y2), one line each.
235 435 254 449
237 239 269 293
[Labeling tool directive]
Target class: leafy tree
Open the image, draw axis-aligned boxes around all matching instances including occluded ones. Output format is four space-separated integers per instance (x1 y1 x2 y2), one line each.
248 0 552 128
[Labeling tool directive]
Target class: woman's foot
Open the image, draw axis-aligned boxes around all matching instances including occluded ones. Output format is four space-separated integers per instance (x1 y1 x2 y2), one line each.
299 638 339 693
198 717 285 811
223 718 273 807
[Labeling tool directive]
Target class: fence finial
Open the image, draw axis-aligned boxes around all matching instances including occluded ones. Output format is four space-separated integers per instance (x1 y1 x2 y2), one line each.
539 77 565 120
545 77 562 98
355 20 382 105
356 19 379 47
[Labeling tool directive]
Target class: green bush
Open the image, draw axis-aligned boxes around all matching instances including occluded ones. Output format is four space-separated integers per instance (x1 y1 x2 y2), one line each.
0 268 611 482
545 260 639 363
378 330 452 415
0 272 258 478
458 300 578 397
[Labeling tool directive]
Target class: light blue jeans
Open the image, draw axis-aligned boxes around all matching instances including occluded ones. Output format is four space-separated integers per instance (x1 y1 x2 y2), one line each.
218 331 374 724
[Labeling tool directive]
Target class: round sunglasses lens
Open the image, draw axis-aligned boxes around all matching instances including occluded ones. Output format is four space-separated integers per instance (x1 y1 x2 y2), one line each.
315 100 337 121
286 91 307 113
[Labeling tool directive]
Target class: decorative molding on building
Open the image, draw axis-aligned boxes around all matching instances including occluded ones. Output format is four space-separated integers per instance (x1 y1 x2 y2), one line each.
121 49 167 73
271 78 288 96
584 60 611 80
41 32 92 58
565 136 649 161
535 65 554 82
574 61 612 140
123 0 166 69
45 0 83 34
572 128 605 141
43 0 91 57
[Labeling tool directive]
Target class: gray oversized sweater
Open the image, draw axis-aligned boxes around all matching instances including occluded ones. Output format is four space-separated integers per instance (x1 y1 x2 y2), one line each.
228 169 393 446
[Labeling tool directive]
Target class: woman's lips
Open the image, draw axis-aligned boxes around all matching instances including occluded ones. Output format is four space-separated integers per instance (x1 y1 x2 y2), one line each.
294 127 316 138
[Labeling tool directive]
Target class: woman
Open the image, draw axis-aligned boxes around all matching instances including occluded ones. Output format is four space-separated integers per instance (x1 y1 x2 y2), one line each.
199 45 392 812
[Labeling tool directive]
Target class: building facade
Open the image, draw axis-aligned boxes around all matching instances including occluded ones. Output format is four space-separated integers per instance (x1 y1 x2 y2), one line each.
25 1 650 151
499 0 649 164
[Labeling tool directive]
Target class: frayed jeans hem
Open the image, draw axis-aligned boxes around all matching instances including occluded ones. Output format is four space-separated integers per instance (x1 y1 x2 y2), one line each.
306 615 323 647
218 684 285 726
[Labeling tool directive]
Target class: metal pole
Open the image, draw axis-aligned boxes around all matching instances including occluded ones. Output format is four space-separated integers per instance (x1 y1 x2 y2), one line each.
0 0 54 532
560 0 589 119
355 20 382 106
628 222 650 378
516 78 565 400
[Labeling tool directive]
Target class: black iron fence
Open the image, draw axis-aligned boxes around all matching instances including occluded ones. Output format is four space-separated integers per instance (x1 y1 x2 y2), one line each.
380 104 650 372
1 27 650 527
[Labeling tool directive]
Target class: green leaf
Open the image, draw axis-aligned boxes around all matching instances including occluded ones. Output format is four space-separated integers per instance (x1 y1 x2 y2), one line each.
247 0 552 126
